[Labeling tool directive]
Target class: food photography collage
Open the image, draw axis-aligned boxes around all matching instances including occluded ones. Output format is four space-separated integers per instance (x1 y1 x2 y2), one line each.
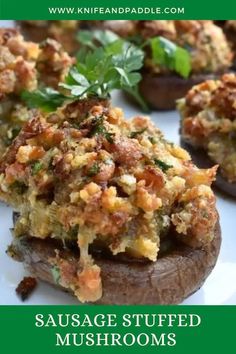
0 17 235 307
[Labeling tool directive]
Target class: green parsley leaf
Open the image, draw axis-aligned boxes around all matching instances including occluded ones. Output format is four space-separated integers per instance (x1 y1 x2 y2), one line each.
67 30 148 110
21 88 68 112
150 36 191 78
77 30 119 49
67 67 90 87
76 31 96 49
21 32 191 114
154 159 173 172
22 30 148 112
124 86 149 112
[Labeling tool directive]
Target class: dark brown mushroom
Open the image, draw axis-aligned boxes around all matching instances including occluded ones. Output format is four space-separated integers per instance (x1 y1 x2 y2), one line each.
10 218 221 305
138 72 223 110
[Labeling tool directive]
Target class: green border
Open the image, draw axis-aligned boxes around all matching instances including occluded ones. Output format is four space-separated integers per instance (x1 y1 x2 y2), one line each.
0 0 236 20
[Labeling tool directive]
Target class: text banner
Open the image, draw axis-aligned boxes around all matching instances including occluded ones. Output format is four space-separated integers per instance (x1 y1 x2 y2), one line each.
0 0 235 20
0 305 235 353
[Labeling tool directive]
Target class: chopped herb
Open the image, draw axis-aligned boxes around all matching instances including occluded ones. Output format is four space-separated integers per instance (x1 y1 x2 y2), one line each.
130 128 147 138
51 266 61 284
104 131 114 144
87 163 100 177
89 116 114 143
89 116 106 136
11 181 28 194
31 161 43 175
154 159 173 172
148 136 157 144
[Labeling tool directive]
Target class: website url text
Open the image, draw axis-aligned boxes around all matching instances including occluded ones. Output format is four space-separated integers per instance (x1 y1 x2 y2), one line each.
48 7 185 16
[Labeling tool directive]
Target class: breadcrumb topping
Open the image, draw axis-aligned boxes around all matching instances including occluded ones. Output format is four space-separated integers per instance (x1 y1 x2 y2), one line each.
179 73 236 182
0 28 73 158
0 99 218 302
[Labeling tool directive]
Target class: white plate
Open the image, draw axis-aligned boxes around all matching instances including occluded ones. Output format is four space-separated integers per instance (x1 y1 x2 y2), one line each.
0 19 236 304
0 90 236 305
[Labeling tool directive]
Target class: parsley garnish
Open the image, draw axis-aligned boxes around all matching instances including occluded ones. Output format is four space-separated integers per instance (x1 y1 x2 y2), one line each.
77 29 120 48
130 128 147 138
104 131 114 144
21 88 67 112
31 161 43 175
149 36 191 78
87 163 100 177
154 159 173 172
21 31 191 113
22 30 148 112
89 115 114 143
89 116 106 137
60 30 148 110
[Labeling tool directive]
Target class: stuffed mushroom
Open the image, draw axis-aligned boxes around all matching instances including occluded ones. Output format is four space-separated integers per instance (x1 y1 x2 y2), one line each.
0 28 73 158
0 99 221 304
19 21 81 54
179 73 236 197
104 20 233 110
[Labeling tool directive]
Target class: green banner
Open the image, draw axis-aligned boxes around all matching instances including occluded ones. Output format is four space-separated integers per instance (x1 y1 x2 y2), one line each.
0 305 235 353
0 0 235 20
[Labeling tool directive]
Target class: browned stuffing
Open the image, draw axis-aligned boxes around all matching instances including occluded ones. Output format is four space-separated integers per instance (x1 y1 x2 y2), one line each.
20 21 81 54
0 99 218 302
179 73 236 182
15 276 37 301
0 28 38 95
0 28 73 158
